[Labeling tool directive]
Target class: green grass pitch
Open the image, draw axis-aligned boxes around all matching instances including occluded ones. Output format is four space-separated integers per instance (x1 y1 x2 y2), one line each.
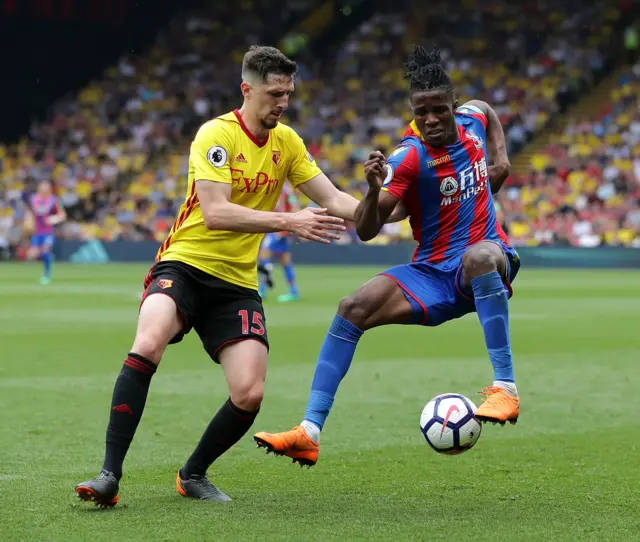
0 263 639 541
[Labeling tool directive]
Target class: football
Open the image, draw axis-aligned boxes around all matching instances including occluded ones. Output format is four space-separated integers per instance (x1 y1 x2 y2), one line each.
420 393 482 454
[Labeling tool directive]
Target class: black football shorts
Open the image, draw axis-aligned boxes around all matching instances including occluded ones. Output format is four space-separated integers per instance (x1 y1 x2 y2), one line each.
141 261 268 363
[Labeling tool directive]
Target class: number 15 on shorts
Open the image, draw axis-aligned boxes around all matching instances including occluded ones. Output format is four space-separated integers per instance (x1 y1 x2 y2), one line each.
238 310 265 336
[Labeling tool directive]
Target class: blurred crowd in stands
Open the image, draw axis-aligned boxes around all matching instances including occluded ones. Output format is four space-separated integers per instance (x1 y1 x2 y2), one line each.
0 0 639 258
498 63 640 249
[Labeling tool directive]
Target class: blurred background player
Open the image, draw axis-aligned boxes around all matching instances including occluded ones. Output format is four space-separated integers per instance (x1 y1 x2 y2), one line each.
254 45 519 467
25 180 66 285
258 183 301 302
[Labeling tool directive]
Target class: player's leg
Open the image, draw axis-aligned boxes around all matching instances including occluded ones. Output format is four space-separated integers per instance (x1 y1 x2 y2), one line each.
460 241 519 425
76 267 192 507
177 287 268 501
178 340 267 502
277 245 299 302
257 260 274 297
27 235 41 265
254 274 414 465
258 241 274 298
39 235 54 284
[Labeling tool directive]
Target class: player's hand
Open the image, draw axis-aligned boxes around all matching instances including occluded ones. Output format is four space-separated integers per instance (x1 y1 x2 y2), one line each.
364 151 388 190
286 207 346 244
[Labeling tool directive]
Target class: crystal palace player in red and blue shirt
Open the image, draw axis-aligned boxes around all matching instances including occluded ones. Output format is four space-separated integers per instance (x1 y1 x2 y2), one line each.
27 180 66 285
254 46 522 467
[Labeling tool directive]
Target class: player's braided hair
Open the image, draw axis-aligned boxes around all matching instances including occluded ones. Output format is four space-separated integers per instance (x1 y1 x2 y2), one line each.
404 45 454 95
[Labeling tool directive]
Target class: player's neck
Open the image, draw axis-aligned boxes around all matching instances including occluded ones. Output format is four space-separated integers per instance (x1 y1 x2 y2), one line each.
236 106 270 142
445 133 458 146
443 123 458 146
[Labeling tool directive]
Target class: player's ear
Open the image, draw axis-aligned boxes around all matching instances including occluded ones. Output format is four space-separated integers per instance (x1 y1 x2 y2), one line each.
241 81 252 99
452 97 459 111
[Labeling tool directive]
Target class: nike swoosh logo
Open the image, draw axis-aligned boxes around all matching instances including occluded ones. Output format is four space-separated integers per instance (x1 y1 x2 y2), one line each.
440 404 460 438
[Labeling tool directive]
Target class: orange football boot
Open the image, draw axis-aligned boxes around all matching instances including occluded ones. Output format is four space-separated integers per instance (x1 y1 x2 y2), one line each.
475 386 520 425
253 426 320 467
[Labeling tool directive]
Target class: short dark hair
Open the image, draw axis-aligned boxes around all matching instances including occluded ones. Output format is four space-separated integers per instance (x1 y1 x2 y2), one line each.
242 45 297 83
404 45 454 96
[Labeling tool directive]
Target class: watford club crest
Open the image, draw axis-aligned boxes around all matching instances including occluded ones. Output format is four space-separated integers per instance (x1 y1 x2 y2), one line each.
157 279 173 289
272 150 281 166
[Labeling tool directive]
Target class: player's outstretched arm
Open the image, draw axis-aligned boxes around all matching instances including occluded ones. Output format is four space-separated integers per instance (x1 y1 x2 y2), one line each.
196 180 345 244
287 130 405 224
463 100 511 194
354 152 399 242
297 173 360 222
297 173 407 224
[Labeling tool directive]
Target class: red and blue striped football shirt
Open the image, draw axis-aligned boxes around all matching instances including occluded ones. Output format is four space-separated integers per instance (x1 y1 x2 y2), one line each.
381 105 508 264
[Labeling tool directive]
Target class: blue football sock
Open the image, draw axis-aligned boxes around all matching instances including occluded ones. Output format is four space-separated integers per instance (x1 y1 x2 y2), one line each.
283 263 298 296
42 252 52 278
471 271 514 383
303 315 363 431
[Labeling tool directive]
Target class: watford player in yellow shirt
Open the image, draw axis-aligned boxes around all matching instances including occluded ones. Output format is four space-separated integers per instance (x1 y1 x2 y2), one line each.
76 46 406 507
